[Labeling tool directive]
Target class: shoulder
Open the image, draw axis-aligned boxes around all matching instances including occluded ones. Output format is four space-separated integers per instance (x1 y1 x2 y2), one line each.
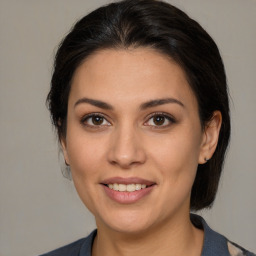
39 230 96 256
191 214 255 256
227 241 256 256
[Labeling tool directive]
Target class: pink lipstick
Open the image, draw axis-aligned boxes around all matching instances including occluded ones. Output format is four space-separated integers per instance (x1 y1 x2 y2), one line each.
100 177 156 204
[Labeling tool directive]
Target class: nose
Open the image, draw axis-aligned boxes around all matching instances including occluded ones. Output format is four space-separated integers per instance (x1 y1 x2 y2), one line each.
107 124 146 169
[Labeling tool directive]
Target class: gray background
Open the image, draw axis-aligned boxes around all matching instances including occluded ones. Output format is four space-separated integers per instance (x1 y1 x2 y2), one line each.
0 0 255 255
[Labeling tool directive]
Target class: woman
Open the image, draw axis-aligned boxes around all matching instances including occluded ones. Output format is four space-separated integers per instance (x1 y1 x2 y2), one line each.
41 0 254 255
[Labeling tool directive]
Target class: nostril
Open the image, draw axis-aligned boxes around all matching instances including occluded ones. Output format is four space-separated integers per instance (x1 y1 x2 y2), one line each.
107 133 146 168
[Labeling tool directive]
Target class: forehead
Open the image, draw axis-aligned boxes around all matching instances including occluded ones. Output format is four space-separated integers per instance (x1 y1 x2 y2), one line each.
69 48 198 110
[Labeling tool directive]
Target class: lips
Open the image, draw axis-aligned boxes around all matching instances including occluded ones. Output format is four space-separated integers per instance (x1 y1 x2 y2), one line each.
101 177 155 186
100 177 156 204
107 183 147 192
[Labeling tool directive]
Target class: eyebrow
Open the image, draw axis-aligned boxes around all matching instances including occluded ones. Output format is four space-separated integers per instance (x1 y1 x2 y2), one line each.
140 98 184 110
74 97 184 110
74 98 113 110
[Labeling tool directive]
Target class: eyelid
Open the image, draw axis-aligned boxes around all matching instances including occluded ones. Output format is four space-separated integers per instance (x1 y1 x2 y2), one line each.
80 111 176 128
80 112 112 127
144 112 176 127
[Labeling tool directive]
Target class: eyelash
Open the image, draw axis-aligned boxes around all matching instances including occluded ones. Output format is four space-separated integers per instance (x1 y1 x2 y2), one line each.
144 112 176 128
80 112 176 129
80 113 111 128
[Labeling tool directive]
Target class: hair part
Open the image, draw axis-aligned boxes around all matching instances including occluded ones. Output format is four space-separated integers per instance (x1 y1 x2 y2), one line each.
47 0 230 210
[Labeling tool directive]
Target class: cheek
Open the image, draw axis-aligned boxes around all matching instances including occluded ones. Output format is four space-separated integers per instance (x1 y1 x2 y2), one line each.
147 132 201 212
148 127 202 184
66 117 106 167
68 137 104 176
65 133 107 213
65 126 106 184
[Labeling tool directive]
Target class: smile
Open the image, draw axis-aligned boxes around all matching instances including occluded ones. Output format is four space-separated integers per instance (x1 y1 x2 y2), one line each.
106 183 147 192
101 177 156 204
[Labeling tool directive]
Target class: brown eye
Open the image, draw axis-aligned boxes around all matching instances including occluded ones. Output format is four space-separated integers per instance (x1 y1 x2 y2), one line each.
145 113 175 128
92 115 104 125
81 114 111 127
153 115 165 126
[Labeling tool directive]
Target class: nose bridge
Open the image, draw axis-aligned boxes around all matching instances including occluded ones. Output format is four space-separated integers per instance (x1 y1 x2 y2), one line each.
107 120 146 168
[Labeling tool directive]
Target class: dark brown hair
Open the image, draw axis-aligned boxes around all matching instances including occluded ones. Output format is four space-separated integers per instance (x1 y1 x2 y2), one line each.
47 0 230 210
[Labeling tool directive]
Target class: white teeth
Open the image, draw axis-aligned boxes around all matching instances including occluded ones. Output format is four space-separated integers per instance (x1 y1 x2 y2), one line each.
107 183 148 192
135 184 141 190
118 184 126 192
127 184 136 192
113 183 119 191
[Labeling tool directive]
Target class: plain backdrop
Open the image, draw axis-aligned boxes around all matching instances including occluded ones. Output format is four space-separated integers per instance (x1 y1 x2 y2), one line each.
0 0 255 255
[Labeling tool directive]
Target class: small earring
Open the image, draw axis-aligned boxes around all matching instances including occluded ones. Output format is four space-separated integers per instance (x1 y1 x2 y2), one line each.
62 160 72 180
204 157 209 162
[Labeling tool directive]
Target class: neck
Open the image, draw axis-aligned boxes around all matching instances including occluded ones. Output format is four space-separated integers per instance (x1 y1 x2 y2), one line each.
92 213 204 256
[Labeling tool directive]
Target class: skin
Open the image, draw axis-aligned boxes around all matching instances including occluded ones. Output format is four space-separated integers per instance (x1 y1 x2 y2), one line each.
61 48 222 256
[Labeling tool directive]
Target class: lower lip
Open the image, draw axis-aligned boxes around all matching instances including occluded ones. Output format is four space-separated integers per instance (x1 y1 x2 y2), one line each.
102 185 155 204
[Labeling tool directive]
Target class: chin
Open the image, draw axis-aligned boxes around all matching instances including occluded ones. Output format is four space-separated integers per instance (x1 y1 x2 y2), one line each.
95 208 156 234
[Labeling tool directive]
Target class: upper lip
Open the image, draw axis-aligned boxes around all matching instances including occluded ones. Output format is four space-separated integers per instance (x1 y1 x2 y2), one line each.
101 177 156 186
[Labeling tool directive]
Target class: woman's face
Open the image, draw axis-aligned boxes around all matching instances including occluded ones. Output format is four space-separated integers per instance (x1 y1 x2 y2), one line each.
62 48 210 234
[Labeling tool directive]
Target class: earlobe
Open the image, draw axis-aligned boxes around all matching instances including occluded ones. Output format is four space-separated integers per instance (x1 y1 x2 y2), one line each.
198 111 222 164
60 137 70 166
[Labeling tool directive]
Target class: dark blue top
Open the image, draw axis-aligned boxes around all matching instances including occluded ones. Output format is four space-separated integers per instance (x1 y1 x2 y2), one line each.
39 214 255 256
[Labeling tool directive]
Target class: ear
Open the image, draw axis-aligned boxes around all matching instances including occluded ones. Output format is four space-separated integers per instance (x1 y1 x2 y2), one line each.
198 111 222 164
60 137 70 166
